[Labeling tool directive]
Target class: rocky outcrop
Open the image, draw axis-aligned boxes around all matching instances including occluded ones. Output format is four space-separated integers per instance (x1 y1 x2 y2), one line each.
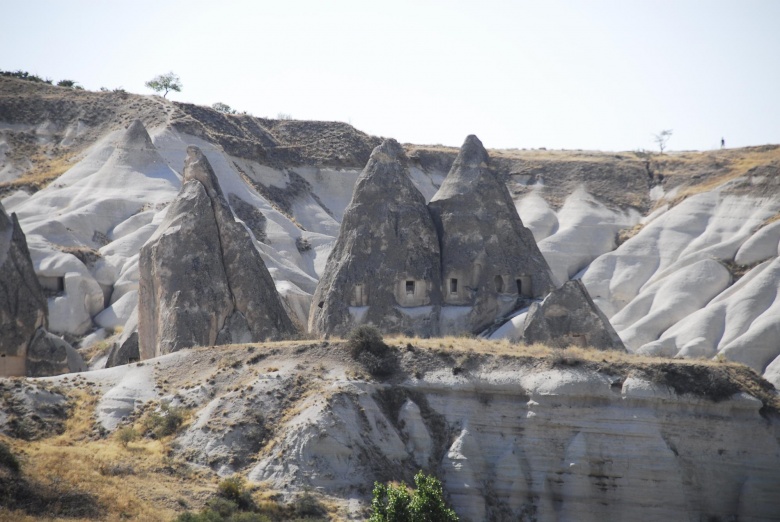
138 146 295 358
428 135 556 334
523 279 626 350
247 369 779 521
1 203 83 377
0 203 47 376
309 139 442 336
26 328 85 377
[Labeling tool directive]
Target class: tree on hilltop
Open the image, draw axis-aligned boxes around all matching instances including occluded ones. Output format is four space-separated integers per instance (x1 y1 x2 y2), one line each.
212 102 236 114
145 72 182 98
653 129 673 153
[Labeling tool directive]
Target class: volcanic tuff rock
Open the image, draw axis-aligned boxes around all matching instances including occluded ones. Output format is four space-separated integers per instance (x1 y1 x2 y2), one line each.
138 146 295 358
0 202 46 376
523 279 626 350
26 327 85 377
429 135 557 333
309 139 442 336
0 202 83 376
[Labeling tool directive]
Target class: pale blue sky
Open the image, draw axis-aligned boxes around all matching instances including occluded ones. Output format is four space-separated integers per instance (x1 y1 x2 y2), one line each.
2 0 779 151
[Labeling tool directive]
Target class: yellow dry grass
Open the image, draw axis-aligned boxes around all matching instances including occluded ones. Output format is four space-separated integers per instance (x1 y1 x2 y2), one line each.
0 388 213 522
0 152 76 193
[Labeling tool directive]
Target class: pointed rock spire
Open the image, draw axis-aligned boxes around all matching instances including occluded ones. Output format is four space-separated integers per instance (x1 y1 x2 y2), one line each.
309 139 442 336
523 279 626 351
428 135 556 334
1 203 84 376
138 146 295 357
119 119 155 150
0 203 47 376
183 145 224 199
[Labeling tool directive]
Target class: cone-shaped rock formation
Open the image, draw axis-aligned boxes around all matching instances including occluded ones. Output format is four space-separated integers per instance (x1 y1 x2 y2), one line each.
523 280 626 351
428 135 556 333
1 203 47 376
1 203 84 376
138 146 295 358
309 139 442 336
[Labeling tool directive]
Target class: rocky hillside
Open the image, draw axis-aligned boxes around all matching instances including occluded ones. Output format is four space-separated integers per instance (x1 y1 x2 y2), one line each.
2 339 779 521
2 75 778 384
2 76 780 520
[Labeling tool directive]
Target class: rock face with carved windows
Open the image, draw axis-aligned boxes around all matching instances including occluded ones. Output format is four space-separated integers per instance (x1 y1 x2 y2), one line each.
308 139 442 336
429 135 557 334
310 135 614 347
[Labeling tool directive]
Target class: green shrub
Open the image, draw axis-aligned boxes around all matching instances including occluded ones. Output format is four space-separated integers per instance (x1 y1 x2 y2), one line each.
347 325 396 377
292 488 326 517
370 471 458 522
0 441 20 474
143 401 187 439
217 476 254 511
116 426 138 447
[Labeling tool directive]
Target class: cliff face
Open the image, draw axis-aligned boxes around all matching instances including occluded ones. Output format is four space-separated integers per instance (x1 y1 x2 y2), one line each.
8 341 773 521
249 363 780 521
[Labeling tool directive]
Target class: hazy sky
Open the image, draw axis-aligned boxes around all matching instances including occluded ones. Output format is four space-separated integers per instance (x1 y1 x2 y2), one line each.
2 0 779 151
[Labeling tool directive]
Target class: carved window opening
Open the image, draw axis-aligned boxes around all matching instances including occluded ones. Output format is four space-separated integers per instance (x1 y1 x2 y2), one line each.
516 279 522 295
495 275 504 292
38 275 65 294
406 280 415 295
351 284 367 306
450 278 458 294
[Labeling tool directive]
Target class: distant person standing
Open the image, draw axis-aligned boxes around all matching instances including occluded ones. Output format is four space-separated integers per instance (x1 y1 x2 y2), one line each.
721 137 725 149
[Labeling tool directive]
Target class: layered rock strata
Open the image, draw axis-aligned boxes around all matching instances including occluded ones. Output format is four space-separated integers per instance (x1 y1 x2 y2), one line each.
138 146 295 358
309 139 442 336
247 366 780 521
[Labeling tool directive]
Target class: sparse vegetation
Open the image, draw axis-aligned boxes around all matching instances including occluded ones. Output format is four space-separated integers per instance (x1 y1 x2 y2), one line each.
56 79 79 88
116 426 138 448
653 129 673 153
174 477 328 521
370 471 458 522
0 441 20 475
142 401 188 439
146 71 182 98
0 70 51 83
347 325 397 378
213 102 238 114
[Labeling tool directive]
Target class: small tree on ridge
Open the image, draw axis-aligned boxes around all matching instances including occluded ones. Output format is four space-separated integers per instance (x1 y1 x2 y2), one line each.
653 129 673 153
145 72 182 98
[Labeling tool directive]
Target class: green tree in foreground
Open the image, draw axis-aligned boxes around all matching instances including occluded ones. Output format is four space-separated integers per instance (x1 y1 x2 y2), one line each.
370 471 458 522
145 72 182 98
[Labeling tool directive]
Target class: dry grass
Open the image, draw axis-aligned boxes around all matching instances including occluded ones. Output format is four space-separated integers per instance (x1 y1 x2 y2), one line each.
0 152 76 196
655 146 780 208
2 337 777 521
0 387 213 522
